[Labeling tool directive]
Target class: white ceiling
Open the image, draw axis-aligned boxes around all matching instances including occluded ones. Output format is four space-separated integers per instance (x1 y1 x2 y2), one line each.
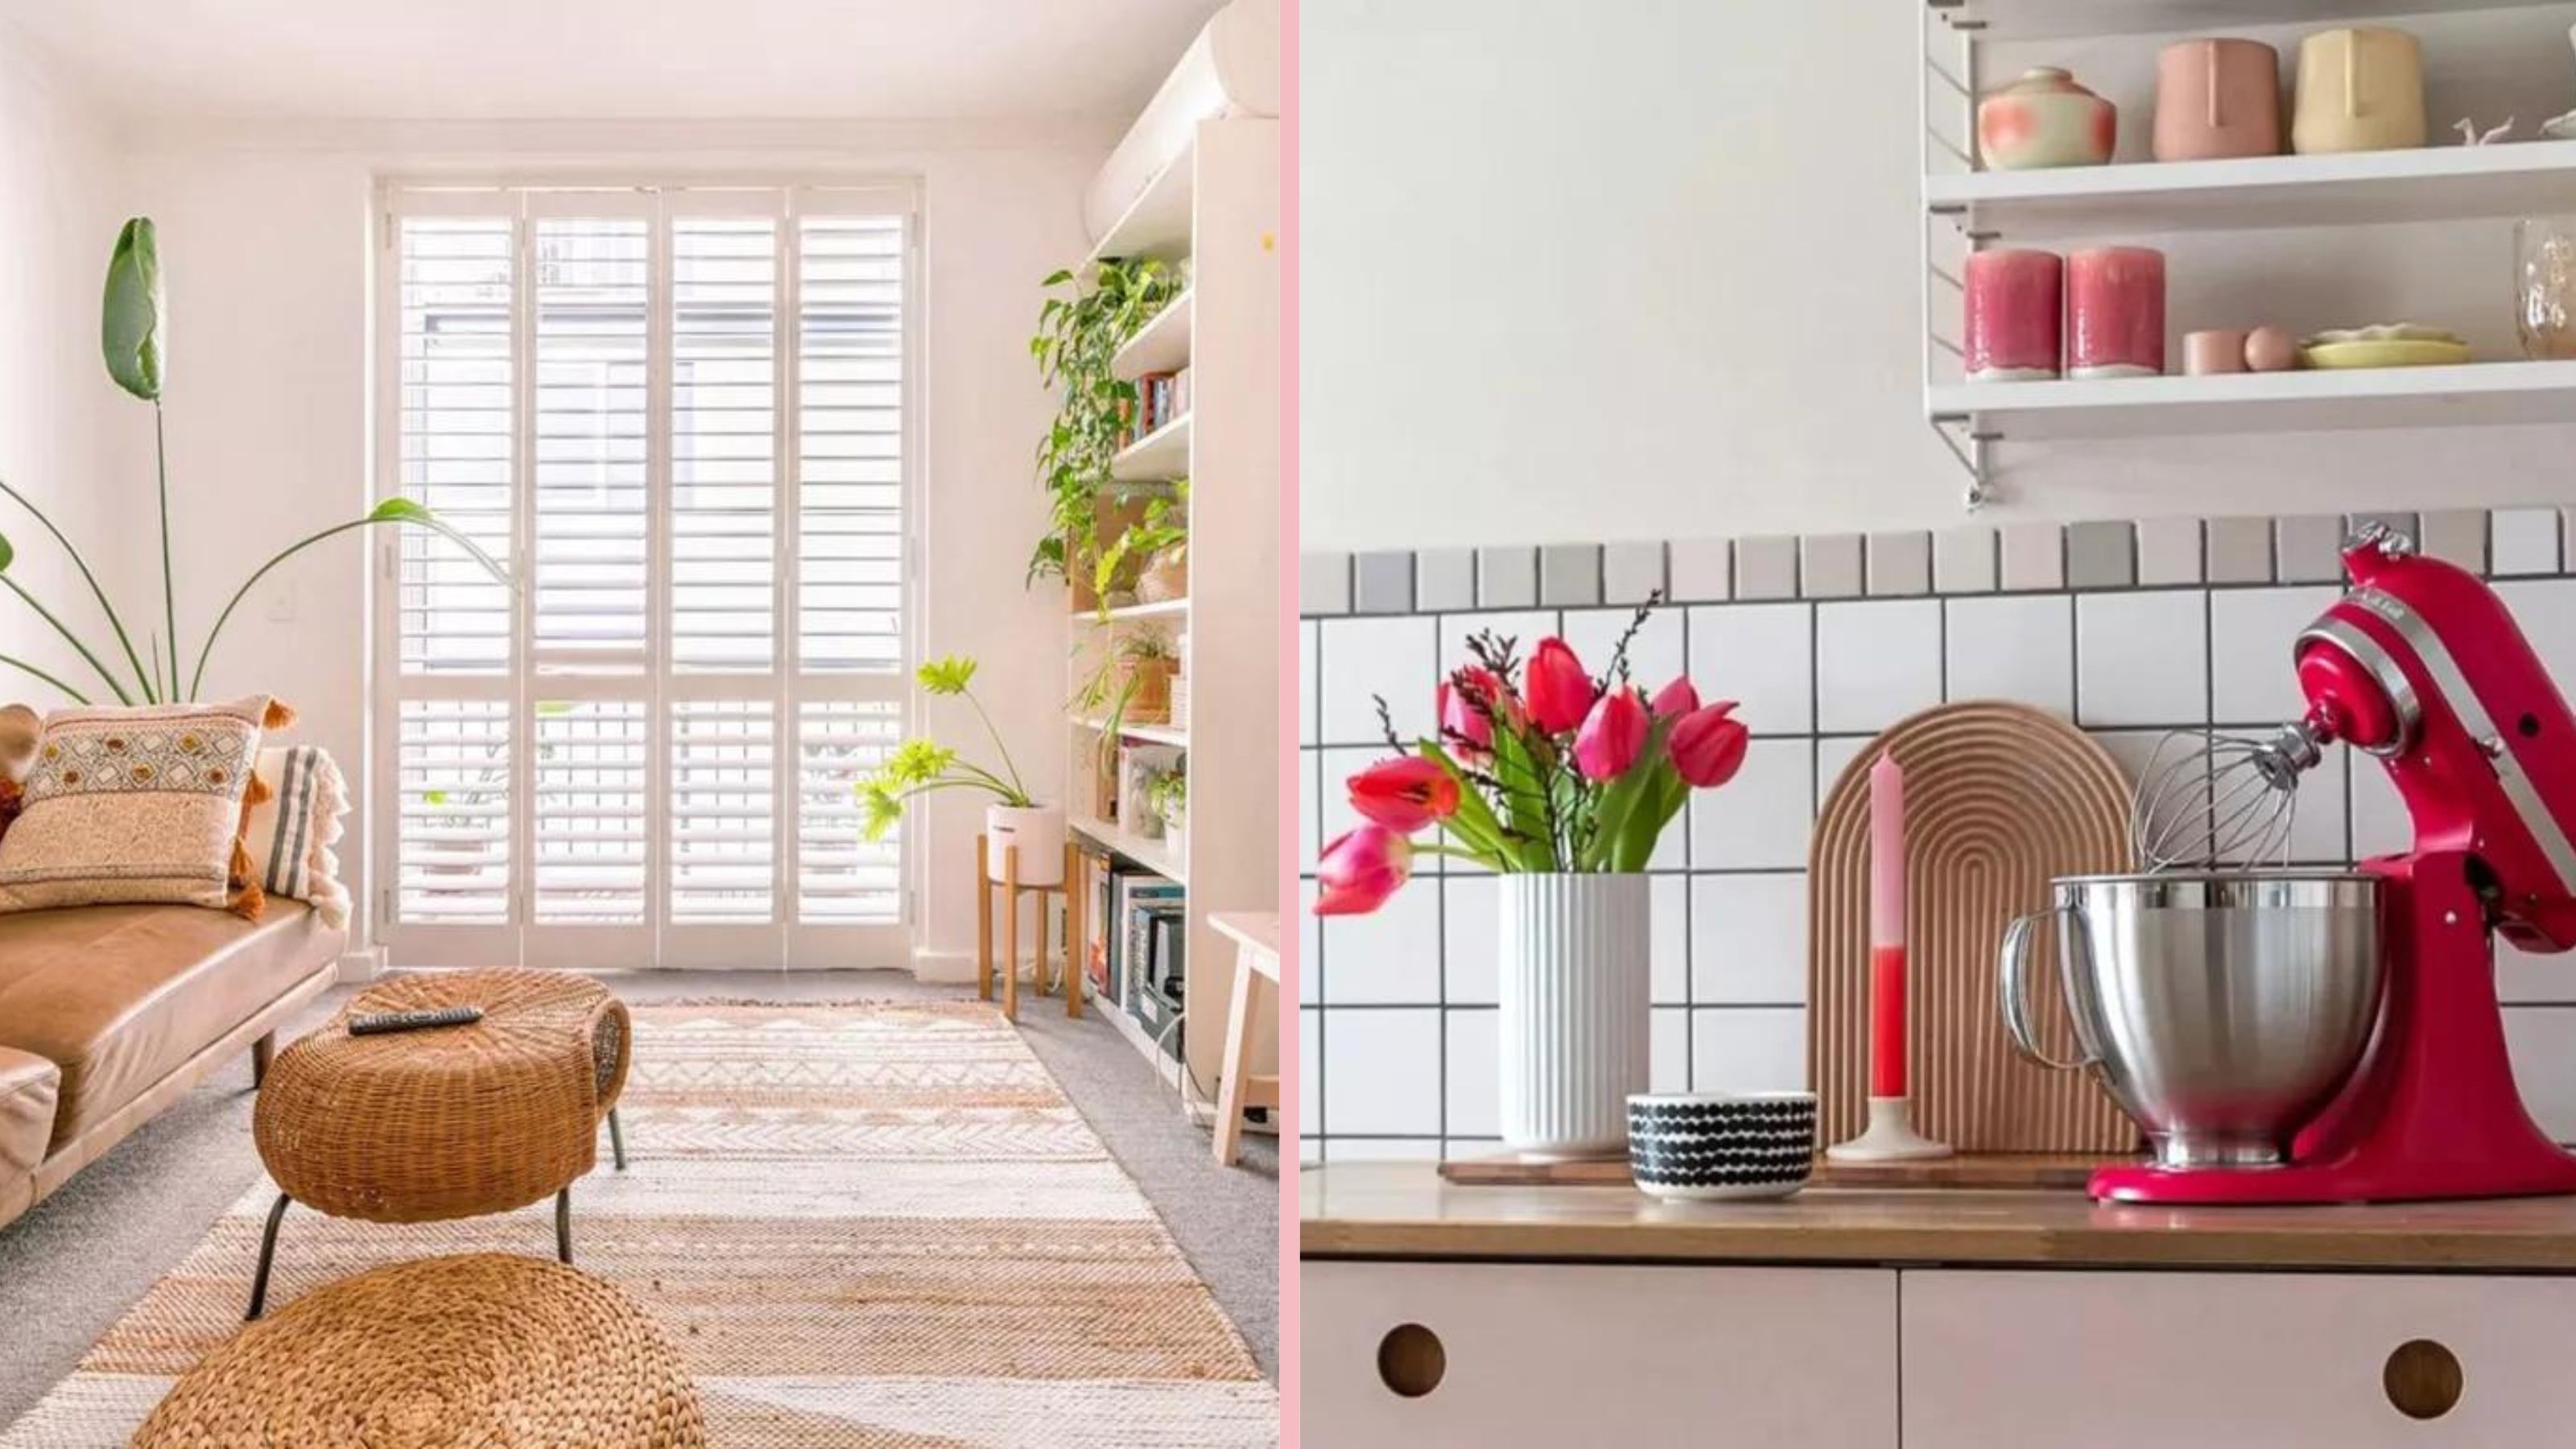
0 0 1226 123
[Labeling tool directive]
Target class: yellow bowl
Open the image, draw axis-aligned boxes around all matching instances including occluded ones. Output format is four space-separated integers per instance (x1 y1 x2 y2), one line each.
2301 340 2472 369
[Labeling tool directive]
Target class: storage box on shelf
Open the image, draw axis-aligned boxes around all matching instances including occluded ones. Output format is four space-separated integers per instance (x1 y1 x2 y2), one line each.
1918 2 2576 505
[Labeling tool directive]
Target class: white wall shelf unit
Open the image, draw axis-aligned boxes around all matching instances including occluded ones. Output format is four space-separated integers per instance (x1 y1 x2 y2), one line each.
1113 290 1195 379
1917 2 2576 507
1061 104 1278 1119
1110 412 1193 481
1930 0 2569 42
1926 139 2576 236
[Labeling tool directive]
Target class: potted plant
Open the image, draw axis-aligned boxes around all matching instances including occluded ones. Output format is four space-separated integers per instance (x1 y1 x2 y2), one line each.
859 655 1063 888
1027 258 1183 600
1152 770 1187 858
1101 482 1188 609
1314 596 1751 1159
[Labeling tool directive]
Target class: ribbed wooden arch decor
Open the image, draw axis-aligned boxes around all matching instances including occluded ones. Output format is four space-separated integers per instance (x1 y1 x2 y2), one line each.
1808 701 2140 1154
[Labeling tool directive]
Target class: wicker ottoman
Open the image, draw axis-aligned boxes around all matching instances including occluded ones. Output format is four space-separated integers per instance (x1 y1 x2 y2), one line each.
134 1253 704 1448
248 970 630 1319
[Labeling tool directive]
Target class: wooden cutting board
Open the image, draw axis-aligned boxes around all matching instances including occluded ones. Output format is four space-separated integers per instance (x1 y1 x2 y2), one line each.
1807 701 2140 1154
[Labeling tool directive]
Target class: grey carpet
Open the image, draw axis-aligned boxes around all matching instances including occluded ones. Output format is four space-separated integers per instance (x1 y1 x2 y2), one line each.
0 969 1278 1423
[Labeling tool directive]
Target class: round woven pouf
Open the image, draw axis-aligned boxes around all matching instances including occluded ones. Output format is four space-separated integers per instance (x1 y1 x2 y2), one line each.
134 1254 704 1448
256 970 630 1224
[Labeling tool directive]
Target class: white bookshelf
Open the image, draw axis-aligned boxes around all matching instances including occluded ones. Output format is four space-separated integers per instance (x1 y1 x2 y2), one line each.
1064 114 1281 1111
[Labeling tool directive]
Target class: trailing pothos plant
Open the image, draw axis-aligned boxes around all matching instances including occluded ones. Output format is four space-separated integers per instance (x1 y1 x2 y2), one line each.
1026 256 1183 588
1089 479 1187 610
0 217 509 706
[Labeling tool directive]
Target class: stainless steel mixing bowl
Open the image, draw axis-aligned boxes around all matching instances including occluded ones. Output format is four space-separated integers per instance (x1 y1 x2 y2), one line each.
1998 871 2384 1169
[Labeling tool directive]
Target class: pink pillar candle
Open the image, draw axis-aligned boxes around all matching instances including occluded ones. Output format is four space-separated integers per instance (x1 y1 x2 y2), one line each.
1963 249 2063 382
2067 246 2166 378
1868 750 1908 1099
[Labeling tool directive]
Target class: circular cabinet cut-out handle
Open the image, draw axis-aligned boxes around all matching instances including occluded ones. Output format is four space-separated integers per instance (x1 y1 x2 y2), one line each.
1377 1323 1445 1398
2384 1338 2463 1421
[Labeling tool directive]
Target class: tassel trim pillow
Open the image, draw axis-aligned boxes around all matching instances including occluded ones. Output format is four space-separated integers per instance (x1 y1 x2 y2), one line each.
0 696 277 917
242 744 352 929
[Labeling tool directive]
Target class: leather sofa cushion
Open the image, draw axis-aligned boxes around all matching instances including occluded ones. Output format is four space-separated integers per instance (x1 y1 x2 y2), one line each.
0 902 338 1150
0 1046 57 1183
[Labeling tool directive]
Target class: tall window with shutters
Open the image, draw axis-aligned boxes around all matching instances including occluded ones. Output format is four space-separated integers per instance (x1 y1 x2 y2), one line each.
377 185 914 968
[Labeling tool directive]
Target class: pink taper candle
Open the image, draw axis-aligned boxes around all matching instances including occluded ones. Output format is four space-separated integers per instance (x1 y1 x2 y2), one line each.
1868 749 1907 1098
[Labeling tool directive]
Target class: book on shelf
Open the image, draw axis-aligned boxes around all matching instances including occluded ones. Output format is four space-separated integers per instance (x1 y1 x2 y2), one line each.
1110 870 1184 1023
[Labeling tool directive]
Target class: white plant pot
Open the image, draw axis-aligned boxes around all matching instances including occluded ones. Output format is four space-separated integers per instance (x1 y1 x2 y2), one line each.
985 804 1065 887
1499 873 1653 1158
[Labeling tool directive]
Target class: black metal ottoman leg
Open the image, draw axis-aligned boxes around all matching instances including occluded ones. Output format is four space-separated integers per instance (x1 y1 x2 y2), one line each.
555 1185 572 1265
246 1193 291 1321
607 1107 626 1171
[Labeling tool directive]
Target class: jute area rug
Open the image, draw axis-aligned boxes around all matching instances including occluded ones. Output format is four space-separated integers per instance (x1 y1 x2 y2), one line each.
0 1001 1277 1447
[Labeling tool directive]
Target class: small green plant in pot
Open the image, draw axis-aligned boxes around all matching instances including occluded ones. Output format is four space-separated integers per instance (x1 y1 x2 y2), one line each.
861 654 1063 886
1150 770 1187 856
1099 481 1187 611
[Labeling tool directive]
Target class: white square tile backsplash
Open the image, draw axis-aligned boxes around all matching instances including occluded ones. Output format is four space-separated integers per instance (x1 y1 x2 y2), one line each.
1298 510 2576 1160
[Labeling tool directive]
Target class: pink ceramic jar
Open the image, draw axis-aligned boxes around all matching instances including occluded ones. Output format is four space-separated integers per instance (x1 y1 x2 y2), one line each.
2067 246 2166 378
1978 68 2117 171
2153 39 2282 162
1963 250 2064 381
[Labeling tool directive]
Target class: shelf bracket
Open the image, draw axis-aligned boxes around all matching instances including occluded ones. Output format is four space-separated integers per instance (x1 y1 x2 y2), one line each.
1930 412 1997 510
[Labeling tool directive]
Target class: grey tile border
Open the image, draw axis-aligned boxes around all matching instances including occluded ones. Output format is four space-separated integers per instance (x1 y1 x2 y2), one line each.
1353 551 1414 614
2494 508 2562 576
1476 547 1537 608
1414 548 1475 613
1669 539 1732 602
2419 509 2487 572
1932 526 1996 594
2275 515 2343 584
2136 517 2202 587
1865 532 1930 597
1298 551 1352 616
1603 541 1667 604
1735 536 1799 601
1999 522 2064 592
1799 534 1862 599
2066 520 2136 590
2204 516 2273 584
1538 544 1603 607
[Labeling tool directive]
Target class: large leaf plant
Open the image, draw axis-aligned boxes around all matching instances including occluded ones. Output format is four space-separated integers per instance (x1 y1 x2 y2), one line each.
1026 257 1183 588
0 217 507 705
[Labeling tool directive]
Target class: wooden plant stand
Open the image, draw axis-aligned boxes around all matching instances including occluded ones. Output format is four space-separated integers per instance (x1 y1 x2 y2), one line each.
975 835 1084 1022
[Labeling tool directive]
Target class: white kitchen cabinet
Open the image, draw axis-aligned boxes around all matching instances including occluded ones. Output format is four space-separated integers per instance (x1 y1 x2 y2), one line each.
1302 1260 1899 1447
1902 1269 2576 1447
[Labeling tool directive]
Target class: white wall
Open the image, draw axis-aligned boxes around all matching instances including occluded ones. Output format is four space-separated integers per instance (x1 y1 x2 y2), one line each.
0 27 141 707
1298 0 2576 552
116 118 1111 967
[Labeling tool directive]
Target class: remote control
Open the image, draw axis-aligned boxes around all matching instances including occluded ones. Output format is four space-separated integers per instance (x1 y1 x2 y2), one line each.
348 1005 485 1036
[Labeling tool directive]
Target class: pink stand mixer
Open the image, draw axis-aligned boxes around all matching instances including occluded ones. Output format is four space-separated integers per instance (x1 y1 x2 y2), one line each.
2017 526 2576 1206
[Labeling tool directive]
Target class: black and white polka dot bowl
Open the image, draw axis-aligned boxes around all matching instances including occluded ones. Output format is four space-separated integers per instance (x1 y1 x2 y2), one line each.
1626 1092 1818 1201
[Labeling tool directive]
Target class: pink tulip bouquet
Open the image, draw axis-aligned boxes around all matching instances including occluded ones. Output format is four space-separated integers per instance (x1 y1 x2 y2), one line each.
1315 597 1750 914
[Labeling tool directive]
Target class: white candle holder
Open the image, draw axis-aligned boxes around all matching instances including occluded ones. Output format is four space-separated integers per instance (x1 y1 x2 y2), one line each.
1825 1096 1954 1163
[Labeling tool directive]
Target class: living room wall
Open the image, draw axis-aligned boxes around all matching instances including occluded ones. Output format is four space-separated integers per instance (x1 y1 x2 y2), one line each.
0 29 145 703
113 117 1114 972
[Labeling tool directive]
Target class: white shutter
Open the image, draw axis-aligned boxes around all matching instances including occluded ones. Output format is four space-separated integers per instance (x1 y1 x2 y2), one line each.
671 700 775 923
532 217 650 675
796 216 905 675
394 700 511 923
796 700 902 922
395 217 514 676
671 218 778 672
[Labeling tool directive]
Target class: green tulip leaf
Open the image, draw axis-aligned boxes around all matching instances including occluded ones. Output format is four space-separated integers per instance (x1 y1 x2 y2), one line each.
103 218 164 402
0 530 13 572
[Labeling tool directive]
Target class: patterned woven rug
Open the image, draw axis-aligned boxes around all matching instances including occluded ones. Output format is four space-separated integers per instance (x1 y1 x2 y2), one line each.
0 1001 1276 1447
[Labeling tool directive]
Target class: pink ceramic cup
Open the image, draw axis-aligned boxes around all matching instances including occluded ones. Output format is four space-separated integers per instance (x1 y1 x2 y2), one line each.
2068 246 2166 378
2183 328 2250 375
1963 250 2064 381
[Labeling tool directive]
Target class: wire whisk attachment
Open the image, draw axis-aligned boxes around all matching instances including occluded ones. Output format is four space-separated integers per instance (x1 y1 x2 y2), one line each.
2131 723 2326 872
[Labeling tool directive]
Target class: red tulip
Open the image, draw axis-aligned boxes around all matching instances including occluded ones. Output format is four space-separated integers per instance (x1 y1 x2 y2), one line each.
1522 638 1594 734
1314 824 1414 916
1348 755 1462 832
1649 675 1699 720
1438 666 1509 758
1669 702 1750 788
1574 688 1649 781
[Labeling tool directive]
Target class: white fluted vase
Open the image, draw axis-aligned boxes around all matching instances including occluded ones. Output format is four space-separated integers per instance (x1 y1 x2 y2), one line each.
1499 873 1652 1159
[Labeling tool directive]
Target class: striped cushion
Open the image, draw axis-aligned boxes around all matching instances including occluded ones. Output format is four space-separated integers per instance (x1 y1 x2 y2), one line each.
243 745 351 929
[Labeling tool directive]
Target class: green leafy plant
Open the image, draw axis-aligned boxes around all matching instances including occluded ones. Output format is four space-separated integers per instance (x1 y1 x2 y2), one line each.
1149 769 1186 824
857 654 1039 840
1027 258 1183 588
1091 480 1188 614
0 217 509 705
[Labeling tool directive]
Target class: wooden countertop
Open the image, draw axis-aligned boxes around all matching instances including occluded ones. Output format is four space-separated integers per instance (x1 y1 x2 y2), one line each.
1301 1163 2576 1272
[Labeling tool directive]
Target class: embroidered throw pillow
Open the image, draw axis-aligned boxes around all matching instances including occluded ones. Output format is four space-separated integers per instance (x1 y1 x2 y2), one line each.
242 745 352 929
0 696 272 915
